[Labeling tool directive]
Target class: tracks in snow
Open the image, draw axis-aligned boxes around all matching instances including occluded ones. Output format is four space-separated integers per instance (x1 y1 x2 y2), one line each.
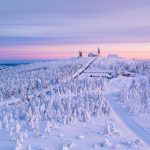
104 80 150 147
74 58 150 147
73 56 98 79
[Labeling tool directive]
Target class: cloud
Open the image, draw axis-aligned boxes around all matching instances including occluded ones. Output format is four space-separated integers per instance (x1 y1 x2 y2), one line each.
0 0 150 45
0 26 150 46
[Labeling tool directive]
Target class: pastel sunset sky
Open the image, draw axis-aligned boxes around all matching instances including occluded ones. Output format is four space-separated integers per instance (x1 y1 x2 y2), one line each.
0 0 150 62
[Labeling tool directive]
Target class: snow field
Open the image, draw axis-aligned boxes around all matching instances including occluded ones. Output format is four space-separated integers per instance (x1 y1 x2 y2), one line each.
0 57 150 150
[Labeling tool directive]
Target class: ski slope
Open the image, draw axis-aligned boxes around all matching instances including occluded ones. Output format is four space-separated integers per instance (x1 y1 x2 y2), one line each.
105 77 150 147
73 56 98 79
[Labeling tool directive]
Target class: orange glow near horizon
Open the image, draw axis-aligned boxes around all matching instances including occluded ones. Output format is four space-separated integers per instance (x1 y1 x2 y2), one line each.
0 43 150 60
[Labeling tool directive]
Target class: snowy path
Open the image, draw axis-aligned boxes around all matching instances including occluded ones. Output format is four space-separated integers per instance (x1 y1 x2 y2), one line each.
0 98 20 106
73 56 98 79
0 130 15 149
105 79 150 147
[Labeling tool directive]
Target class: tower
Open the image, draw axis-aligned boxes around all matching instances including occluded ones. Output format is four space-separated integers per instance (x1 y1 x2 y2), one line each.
98 47 100 55
79 51 83 57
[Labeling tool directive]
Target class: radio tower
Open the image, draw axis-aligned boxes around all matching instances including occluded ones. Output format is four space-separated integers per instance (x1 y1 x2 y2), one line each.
79 51 83 57
98 47 100 55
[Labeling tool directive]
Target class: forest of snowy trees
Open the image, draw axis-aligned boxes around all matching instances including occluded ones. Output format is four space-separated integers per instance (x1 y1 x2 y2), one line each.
0 57 150 150
120 76 150 114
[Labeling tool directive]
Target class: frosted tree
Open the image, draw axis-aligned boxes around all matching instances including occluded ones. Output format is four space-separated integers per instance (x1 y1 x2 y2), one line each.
45 121 51 134
34 114 39 129
120 88 128 102
9 127 13 136
15 121 21 133
84 111 91 122
29 116 35 129
35 125 40 137
27 144 32 150
3 113 8 129
119 77 150 114
103 138 112 147
19 132 24 142
40 103 46 114
9 111 14 123
15 140 22 150
0 120 2 129
23 130 28 139
0 91 4 102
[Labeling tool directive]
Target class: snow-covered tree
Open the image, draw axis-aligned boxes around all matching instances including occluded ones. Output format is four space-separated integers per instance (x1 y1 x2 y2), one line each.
15 121 21 133
23 130 28 139
15 140 22 150
27 144 32 150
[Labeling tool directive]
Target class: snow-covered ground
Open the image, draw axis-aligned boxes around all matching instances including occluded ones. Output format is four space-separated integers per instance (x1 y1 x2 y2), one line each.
105 77 150 147
0 56 150 150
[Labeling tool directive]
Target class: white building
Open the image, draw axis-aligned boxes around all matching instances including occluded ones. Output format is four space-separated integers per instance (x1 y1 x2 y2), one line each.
107 54 119 58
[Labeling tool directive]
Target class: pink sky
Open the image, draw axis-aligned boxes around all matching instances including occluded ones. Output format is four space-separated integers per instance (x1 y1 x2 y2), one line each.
0 43 150 60
0 0 150 62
